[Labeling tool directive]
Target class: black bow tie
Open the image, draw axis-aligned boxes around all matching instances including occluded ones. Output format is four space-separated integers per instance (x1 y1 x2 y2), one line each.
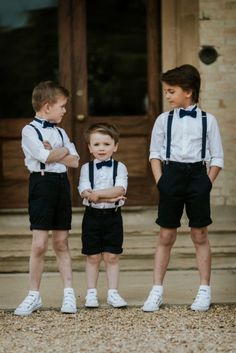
179 107 197 119
34 117 56 128
96 160 113 169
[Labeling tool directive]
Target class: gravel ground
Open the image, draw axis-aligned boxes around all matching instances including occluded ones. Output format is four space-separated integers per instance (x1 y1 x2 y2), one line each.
0 305 236 353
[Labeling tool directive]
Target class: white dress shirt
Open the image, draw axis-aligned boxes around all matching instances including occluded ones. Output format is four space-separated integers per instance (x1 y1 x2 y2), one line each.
22 118 79 173
78 159 128 209
149 106 224 168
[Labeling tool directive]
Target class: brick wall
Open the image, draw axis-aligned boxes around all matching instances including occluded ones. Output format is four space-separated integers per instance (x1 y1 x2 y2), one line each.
199 0 236 205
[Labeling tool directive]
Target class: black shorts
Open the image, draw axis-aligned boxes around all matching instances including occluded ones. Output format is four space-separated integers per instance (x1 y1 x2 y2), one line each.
81 207 123 255
156 161 212 228
28 172 72 230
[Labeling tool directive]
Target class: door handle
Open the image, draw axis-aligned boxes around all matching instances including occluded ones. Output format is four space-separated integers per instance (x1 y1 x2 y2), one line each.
76 114 86 121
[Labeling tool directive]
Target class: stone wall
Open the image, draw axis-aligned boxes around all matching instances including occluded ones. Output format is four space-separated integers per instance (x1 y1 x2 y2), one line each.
199 0 236 205
162 0 236 206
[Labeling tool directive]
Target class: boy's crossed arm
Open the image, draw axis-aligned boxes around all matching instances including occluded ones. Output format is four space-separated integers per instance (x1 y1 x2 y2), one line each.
81 186 126 203
43 141 79 168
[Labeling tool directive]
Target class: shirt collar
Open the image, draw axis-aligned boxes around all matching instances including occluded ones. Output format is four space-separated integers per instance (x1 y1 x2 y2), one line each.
94 158 113 164
176 104 197 114
34 115 47 124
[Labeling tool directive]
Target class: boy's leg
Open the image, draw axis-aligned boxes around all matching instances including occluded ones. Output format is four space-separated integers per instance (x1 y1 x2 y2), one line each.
29 230 49 290
191 226 211 284
86 254 102 288
14 230 48 316
190 226 211 311
103 252 119 289
142 227 176 312
154 227 177 284
52 230 73 288
104 252 127 307
52 230 77 313
84 254 101 308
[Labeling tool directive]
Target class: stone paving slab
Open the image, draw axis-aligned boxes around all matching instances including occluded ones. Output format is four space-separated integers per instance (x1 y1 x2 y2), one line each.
1 269 235 310
1 206 236 235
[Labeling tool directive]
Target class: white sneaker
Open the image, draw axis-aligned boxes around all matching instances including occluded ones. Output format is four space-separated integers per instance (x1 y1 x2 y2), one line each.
14 293 42 316
107 291 127 308
61 289 77 314
142 289 163 312
85 291 99 308
191 287 211 311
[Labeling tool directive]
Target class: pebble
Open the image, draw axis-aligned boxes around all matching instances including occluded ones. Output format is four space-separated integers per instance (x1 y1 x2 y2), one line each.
0 305 235 353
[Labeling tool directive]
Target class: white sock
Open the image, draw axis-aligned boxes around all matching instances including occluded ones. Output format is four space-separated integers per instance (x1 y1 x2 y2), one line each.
29 290 40 298
108 289 118 296
199 285 211 293
87 288 97 295
152 285 163 294
64 287 75 296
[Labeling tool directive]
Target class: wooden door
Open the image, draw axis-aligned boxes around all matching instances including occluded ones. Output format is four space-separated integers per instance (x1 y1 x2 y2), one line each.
0 4 59 208
0 0 161 208
60 0 162 206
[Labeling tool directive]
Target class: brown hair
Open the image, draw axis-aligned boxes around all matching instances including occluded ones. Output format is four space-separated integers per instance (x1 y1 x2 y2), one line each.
161 64 201 103
32 81 69 112
84 123 119 144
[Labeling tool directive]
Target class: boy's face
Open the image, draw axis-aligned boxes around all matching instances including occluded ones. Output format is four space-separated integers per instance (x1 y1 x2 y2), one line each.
88 132 118 161
44 95 67 123
163 83 193 109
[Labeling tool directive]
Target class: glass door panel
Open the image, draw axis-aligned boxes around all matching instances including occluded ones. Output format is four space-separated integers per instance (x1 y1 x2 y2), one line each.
87 0 147 116
0 1 58 119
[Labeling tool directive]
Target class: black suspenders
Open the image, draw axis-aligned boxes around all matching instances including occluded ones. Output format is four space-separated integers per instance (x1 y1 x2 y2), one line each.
89 160 118 189
201 111 207 160
165 110 207 162
88 160 119 206
166 110 174 160
29 124 64 171
88 160 95 189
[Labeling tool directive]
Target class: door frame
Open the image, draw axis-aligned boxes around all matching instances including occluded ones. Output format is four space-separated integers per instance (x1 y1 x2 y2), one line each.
58 0 161 205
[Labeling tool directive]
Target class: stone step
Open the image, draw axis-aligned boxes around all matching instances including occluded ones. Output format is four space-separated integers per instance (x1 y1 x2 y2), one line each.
1 206 236 236
2 269 236 309
1 232 236 252
1 253 235 273
1 206 235 273
1 232 235 272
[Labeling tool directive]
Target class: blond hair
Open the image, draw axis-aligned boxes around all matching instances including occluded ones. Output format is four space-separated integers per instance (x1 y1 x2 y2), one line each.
84 123 119 144
32 81 69 112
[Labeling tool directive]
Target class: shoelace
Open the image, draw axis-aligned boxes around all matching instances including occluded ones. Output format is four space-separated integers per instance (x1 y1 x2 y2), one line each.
63 293 76 306
193 291 210 304
109 292 124 303
147 291 162 304
20 295 38 307
86 293 97 300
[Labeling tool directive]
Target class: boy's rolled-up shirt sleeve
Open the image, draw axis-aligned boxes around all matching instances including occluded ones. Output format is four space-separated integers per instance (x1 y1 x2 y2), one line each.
78 164 91 194
149 113 165 161
60 129 80 158
22 126 50 163
115 162 128 193
208 116 224 169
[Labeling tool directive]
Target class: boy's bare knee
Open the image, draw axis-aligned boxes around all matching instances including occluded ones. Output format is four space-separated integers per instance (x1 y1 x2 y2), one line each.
53 239 68 253
87 254 101 265
32 242 47 256
191 227 208 245
104 253 119 264
159 229 176 247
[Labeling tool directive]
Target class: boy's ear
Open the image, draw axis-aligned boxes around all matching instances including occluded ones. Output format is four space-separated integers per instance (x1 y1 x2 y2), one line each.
44 102 51 113
114 143 118 152
185 89 193 98
88 144 93 153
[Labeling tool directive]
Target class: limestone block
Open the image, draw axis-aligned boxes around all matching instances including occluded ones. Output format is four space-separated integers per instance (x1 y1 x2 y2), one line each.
211 196 225 205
